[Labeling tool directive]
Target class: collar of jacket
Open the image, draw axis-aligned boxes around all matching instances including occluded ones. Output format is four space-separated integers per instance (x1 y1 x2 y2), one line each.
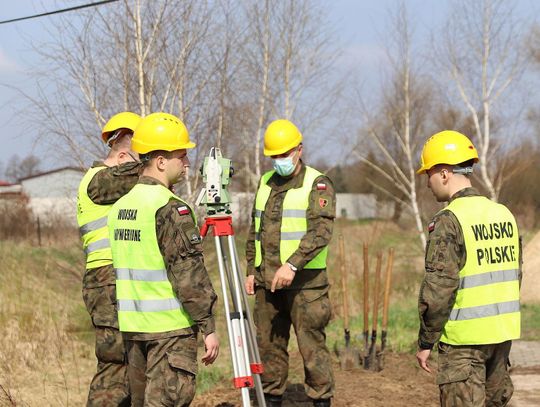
138 175 167 188
449 187 480 202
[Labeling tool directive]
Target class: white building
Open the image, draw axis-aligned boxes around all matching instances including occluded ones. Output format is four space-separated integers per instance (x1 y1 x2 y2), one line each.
20 167 85 226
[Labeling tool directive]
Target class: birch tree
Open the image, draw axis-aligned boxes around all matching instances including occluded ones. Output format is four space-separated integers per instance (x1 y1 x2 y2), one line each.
354 4 430 248
436 0 529 201
240 0 342 191
23 0 342 197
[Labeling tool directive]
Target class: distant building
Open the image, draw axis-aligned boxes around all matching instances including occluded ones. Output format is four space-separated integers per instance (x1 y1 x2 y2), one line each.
0 181 23 199
20 167 85 225
336 193 377 219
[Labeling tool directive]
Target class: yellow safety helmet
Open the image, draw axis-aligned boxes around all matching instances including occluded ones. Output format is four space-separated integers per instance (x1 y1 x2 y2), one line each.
263 119 303 156
101 111 142 143
417 130 479 174
131 112 195 154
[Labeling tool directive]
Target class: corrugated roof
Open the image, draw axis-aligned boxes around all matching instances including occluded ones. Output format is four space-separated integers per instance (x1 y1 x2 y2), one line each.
19 166 84 181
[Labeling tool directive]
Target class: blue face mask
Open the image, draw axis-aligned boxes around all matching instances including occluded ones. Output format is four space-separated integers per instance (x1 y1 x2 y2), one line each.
272 150 298 177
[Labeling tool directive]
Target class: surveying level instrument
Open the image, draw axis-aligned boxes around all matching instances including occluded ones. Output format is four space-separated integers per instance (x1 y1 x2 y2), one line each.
196 147 266 407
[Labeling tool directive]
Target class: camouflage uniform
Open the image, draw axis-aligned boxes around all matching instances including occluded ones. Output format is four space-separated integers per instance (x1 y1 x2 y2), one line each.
246 162 335 402
122 176 217 407
82 161 141 406
418 187 522 407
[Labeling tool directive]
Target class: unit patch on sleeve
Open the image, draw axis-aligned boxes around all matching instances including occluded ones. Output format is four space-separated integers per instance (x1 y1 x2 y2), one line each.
319 198 329 208
177 206 190 216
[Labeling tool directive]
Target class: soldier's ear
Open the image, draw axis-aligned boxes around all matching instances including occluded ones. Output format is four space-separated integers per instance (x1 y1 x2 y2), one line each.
156 155 167 171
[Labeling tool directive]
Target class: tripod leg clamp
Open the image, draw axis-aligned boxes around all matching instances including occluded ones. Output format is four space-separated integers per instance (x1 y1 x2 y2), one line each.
250 363 264 374
233 376 254 388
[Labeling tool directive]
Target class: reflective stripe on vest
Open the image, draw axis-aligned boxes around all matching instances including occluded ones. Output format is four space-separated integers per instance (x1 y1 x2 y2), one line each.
77 167 113 268
79 215 108 236
84 238 111 254
440 195 521 345
254 167 328 269
116 268 169 282
118 298 182 312
109 183 195 333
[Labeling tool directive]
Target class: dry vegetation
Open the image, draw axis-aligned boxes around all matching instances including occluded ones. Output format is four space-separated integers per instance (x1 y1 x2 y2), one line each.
0 218 426 406
0 239 93 406
0 217 537 406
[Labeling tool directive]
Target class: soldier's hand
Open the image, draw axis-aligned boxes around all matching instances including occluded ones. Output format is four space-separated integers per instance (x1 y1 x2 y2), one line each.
245 275 256 295
202 332 219 366
270 263 296 293
416 349 432 373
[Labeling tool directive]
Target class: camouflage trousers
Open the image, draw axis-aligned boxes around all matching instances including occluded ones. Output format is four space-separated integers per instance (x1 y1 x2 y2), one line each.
83 284 130 407
437 341 513 407
124 333 198 407
254 286 334 400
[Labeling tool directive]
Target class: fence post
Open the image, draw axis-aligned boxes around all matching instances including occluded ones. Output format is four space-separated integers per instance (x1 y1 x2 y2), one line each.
37 216 42 247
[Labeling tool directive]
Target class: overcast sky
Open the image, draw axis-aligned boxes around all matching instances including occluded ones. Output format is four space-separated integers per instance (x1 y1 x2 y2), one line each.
0 0 538 170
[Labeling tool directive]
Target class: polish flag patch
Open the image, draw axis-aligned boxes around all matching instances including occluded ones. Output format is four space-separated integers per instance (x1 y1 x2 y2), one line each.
428 221 435 233
177 206 190 216
317 183 327 190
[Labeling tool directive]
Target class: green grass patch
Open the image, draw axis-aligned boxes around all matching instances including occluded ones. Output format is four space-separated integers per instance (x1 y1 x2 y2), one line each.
196 364 230 394
327 295 419 355
521 303 540 340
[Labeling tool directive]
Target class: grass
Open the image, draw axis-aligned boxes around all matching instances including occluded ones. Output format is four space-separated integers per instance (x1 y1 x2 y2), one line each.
521 303 540 341
2 220 540 405
0 239 94 406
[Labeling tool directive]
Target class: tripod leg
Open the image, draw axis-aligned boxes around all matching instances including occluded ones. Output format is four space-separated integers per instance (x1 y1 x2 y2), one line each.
225 236 254 376
229 236 266 407
214 235 252 407
219 236 239 308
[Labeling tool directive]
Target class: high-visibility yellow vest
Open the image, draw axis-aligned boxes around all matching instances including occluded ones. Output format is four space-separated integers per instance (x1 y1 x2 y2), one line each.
254 166 328 269
77 166 113 269
440 195 521 345
108 183 194 333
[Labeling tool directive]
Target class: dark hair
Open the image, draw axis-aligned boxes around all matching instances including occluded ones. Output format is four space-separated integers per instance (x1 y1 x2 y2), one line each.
455 159 475 168
140 150 174 166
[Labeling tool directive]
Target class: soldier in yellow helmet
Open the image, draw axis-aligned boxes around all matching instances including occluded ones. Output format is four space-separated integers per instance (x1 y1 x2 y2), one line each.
245 119 336 407
415 130 521 406
108 112 219 406
77 111 142 406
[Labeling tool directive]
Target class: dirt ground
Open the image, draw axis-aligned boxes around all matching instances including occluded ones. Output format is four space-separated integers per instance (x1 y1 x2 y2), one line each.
509 367 540 407
192 352 439 407
521 230 540 303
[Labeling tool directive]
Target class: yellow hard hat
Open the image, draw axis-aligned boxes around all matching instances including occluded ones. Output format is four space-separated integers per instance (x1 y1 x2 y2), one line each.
131 112 195 154
101 111 142 143
417 130 479 174
263 119 303 156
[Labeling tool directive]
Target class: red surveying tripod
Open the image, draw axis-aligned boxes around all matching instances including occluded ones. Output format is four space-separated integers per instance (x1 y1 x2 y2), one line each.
197 148 266 407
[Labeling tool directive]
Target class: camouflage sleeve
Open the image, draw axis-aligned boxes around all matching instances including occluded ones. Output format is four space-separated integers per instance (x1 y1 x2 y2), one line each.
156 200 217 335
245 197 258 276
417 210 463 349
88 162 142 205
287 175 336 270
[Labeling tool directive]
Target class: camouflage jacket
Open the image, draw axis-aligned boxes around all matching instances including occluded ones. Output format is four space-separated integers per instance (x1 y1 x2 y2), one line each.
417 187 522 349
83 161 142 288
87 160 142 205
245 162 336 290
124 176 217 341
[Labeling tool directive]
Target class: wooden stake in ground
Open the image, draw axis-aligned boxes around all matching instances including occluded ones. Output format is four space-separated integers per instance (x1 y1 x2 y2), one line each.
368 251 382 371
362 242 370 368
378 247 394 371
338 235 360 370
